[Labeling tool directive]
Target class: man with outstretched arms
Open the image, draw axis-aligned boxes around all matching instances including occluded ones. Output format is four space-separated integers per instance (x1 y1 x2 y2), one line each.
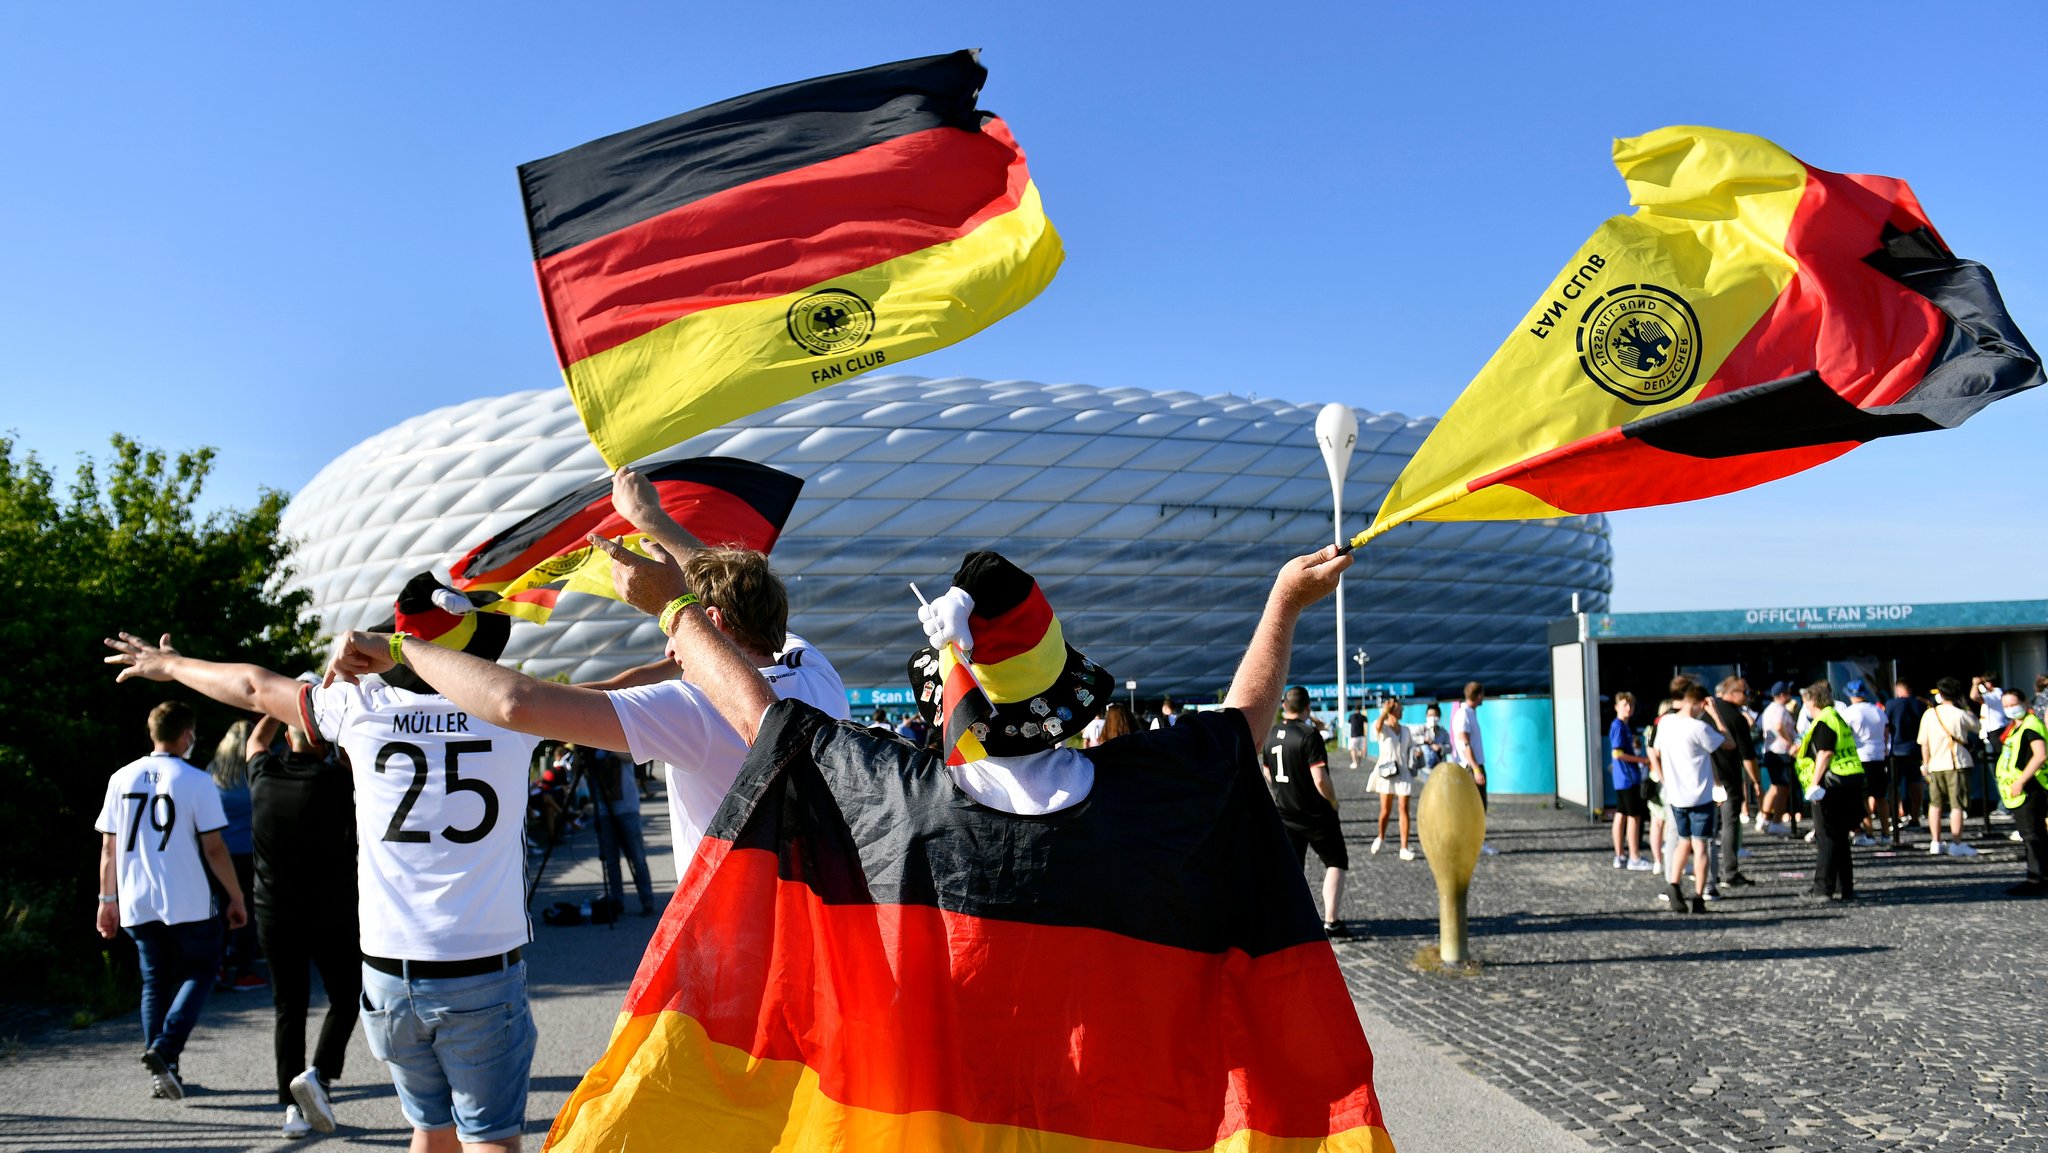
330 466 847 882
106 588 540 1153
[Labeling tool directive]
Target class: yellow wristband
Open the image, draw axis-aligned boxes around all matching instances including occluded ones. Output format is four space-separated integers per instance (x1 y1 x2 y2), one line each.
388 632 413 667
658 594 702 635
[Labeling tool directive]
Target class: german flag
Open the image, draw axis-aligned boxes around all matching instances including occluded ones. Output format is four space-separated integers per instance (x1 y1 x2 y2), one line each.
447 457 800 625
545 701 1391 1152
520 50 1062 468
1360 126 2041 543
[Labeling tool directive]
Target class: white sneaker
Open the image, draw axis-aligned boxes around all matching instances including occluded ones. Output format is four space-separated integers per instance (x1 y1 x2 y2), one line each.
2011 831 2025 842
1613 855 1626 869
1371 837 1384 855
1804 830 1816 843
1479 842 1499 856
289 1068 337 1133
1627 858 1656 872
1948 842 1979 857
1927 841 1946 855
282 1105 313 1139
1399 848 1416 862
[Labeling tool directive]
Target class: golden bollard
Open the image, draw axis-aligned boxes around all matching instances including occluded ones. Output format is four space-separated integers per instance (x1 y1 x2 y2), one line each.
1417 762 1486 969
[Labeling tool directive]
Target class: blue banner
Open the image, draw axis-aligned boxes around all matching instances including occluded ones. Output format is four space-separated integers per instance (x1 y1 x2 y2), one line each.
1588 599 2047 641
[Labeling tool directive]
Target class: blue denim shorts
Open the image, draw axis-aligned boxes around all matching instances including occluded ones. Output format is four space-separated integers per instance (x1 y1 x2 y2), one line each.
1670 802 1717 840
359 961 538 1142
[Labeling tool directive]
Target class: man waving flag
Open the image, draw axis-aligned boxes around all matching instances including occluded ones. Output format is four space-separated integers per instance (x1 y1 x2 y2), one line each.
520 50 1062 468
1357 125 2040 545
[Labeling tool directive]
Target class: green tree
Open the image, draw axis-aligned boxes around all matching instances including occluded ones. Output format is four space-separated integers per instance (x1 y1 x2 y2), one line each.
0 434 320 1004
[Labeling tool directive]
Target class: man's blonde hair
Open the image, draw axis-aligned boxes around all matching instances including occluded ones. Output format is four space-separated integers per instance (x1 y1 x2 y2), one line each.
679 548 788 658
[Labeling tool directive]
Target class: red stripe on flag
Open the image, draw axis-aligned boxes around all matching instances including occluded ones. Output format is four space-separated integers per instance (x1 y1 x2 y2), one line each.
620 839 1383 1149
536 120 1031 367
455 482 778 591
940 659 984 768
1476 427 1855 514
965 584 1053 665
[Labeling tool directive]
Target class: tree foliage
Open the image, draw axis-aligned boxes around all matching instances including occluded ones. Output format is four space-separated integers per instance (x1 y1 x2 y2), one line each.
0 434 320 1001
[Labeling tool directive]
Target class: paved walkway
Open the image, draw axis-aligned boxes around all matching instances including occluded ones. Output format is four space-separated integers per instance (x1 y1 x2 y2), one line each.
11 768 2038 1151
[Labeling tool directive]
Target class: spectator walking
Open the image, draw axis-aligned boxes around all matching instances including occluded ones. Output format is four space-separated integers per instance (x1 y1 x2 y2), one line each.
1994 689 2047 896
245 713 360 1139
1449 682 1496 855
1795 681 1866 904
1885 681 1929 841
867 707 894 732
1919 678 1980 857
94 700 249 1102
1644 699 1676 878
1260 686 1349 936
1416 703 1448 774
1348 705 1369 769
1369 699 1417 860
1842 680 1889 846
1608 692 1653 871
1706 678 1759 894
207 719 266 993
1756 682 1799 837
1651 685 1724 913
585 745 656 917
1151 699 1180 729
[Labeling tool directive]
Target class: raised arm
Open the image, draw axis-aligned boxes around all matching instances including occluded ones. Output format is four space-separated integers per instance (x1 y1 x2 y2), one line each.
612 465 706 560
103 633 302 727
246 715 281 762
575 657 677 692
1222 545 1351 730
327 630 629 752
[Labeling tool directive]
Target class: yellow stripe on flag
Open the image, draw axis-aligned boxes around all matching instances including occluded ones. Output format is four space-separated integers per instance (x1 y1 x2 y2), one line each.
970 616 1067 704
565 183 1061 468
1365 127 1807 538
546 1009 1395 1153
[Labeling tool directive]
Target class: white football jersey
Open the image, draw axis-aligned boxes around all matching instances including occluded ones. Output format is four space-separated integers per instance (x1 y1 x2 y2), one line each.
96 753 228 928
306 679 539 962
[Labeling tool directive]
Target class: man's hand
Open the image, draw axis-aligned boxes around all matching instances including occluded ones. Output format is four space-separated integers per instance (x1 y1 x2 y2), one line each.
103 632 181 682
592 533 690 617
1271 545 1352 613
327 630 397 685
224 894 248 930
611 466 705 553
96 902 118 940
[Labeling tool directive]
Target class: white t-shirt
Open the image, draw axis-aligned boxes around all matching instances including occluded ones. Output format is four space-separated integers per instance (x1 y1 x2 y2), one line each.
952 748 1094 814
611 634 848 881
96 753 228 928
307 680 540 962
1979 686 2005 733
1081 717 1107 746
1450 702 1485 767
1843 700 1888 762
1653 712 1726 808
1758 701 1794 755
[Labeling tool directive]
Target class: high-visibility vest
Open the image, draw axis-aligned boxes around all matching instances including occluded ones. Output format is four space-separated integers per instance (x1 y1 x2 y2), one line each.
1794 706 1863 790
1995 712 2047 810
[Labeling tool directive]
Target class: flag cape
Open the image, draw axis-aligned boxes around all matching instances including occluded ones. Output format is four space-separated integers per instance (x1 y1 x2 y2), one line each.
519 49 1063 468
1364 125 2041 541
447 457 800 625
546 701 1391 1153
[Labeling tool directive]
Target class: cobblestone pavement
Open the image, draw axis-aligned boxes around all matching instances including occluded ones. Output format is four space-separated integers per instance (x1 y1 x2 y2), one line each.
1317 768 2048 1152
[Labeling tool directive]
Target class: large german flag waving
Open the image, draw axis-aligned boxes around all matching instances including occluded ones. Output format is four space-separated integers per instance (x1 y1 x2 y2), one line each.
520 50 1062 468
448 457 800 625
1359 126 2041 543
546 701 1391 1152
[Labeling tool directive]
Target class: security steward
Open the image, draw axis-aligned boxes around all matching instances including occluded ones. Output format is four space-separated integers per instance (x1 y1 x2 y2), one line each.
1793 680 1865 904
1994 689 2048 897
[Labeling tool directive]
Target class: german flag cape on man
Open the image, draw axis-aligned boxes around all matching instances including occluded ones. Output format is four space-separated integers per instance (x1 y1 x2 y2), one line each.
546 700 1392 1153
520 50 1062 468
1360 126 2041 543
448 457 800 625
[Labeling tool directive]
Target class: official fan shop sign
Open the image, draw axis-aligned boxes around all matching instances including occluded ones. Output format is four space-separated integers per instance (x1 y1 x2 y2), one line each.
1590 599 2048 641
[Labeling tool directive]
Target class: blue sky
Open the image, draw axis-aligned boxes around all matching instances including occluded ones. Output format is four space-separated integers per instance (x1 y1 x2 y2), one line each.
5 2 2043 611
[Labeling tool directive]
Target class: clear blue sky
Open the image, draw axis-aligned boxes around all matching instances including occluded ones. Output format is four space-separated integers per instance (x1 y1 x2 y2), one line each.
5 2 2043 611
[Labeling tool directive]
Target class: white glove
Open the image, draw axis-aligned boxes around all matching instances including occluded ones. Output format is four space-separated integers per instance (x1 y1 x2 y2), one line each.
1711 785 1729 805
1804 785 1826 803
918 587 976 657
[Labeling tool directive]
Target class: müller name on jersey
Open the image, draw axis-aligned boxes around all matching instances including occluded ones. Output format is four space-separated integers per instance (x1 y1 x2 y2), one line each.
389 710 473 735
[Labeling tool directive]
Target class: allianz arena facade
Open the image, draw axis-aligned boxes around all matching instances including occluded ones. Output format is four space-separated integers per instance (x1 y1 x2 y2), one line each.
280 376 1613 699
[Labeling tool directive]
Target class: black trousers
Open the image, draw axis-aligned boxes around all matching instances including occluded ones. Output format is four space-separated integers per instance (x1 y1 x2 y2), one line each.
2017 786 2048 885
256 915 361 1105
1813 774 1867 898
1718 786 1746 882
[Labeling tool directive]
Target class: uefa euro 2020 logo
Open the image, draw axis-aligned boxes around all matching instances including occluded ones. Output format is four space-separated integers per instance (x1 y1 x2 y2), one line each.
1575 284 1701 405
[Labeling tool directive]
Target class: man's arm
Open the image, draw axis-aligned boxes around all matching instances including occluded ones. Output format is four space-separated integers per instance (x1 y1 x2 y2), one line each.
611 465 706 560
1221 545 1350 729
96 834 119 940
2010 739 2047 797
198 830 247 929
102 633 301 727
575 658 677 693
246 715 280 762
1309 760 1337 809
328 631 630 752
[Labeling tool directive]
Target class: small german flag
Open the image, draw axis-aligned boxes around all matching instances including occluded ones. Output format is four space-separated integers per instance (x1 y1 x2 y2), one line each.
519 50 1062 468
447 457 800 625
545 700 1392 1152
1360 126 2041 543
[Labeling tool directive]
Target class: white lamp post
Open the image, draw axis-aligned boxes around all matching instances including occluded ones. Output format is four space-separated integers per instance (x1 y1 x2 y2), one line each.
1314 403 1357 744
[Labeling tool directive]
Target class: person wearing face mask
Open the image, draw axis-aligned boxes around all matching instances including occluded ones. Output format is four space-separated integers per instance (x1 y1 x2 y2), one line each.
1994 690 2048 896
93 700 250 1102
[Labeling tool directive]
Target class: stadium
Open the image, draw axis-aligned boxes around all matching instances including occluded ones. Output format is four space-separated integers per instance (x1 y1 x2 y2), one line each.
280 375 1614 700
